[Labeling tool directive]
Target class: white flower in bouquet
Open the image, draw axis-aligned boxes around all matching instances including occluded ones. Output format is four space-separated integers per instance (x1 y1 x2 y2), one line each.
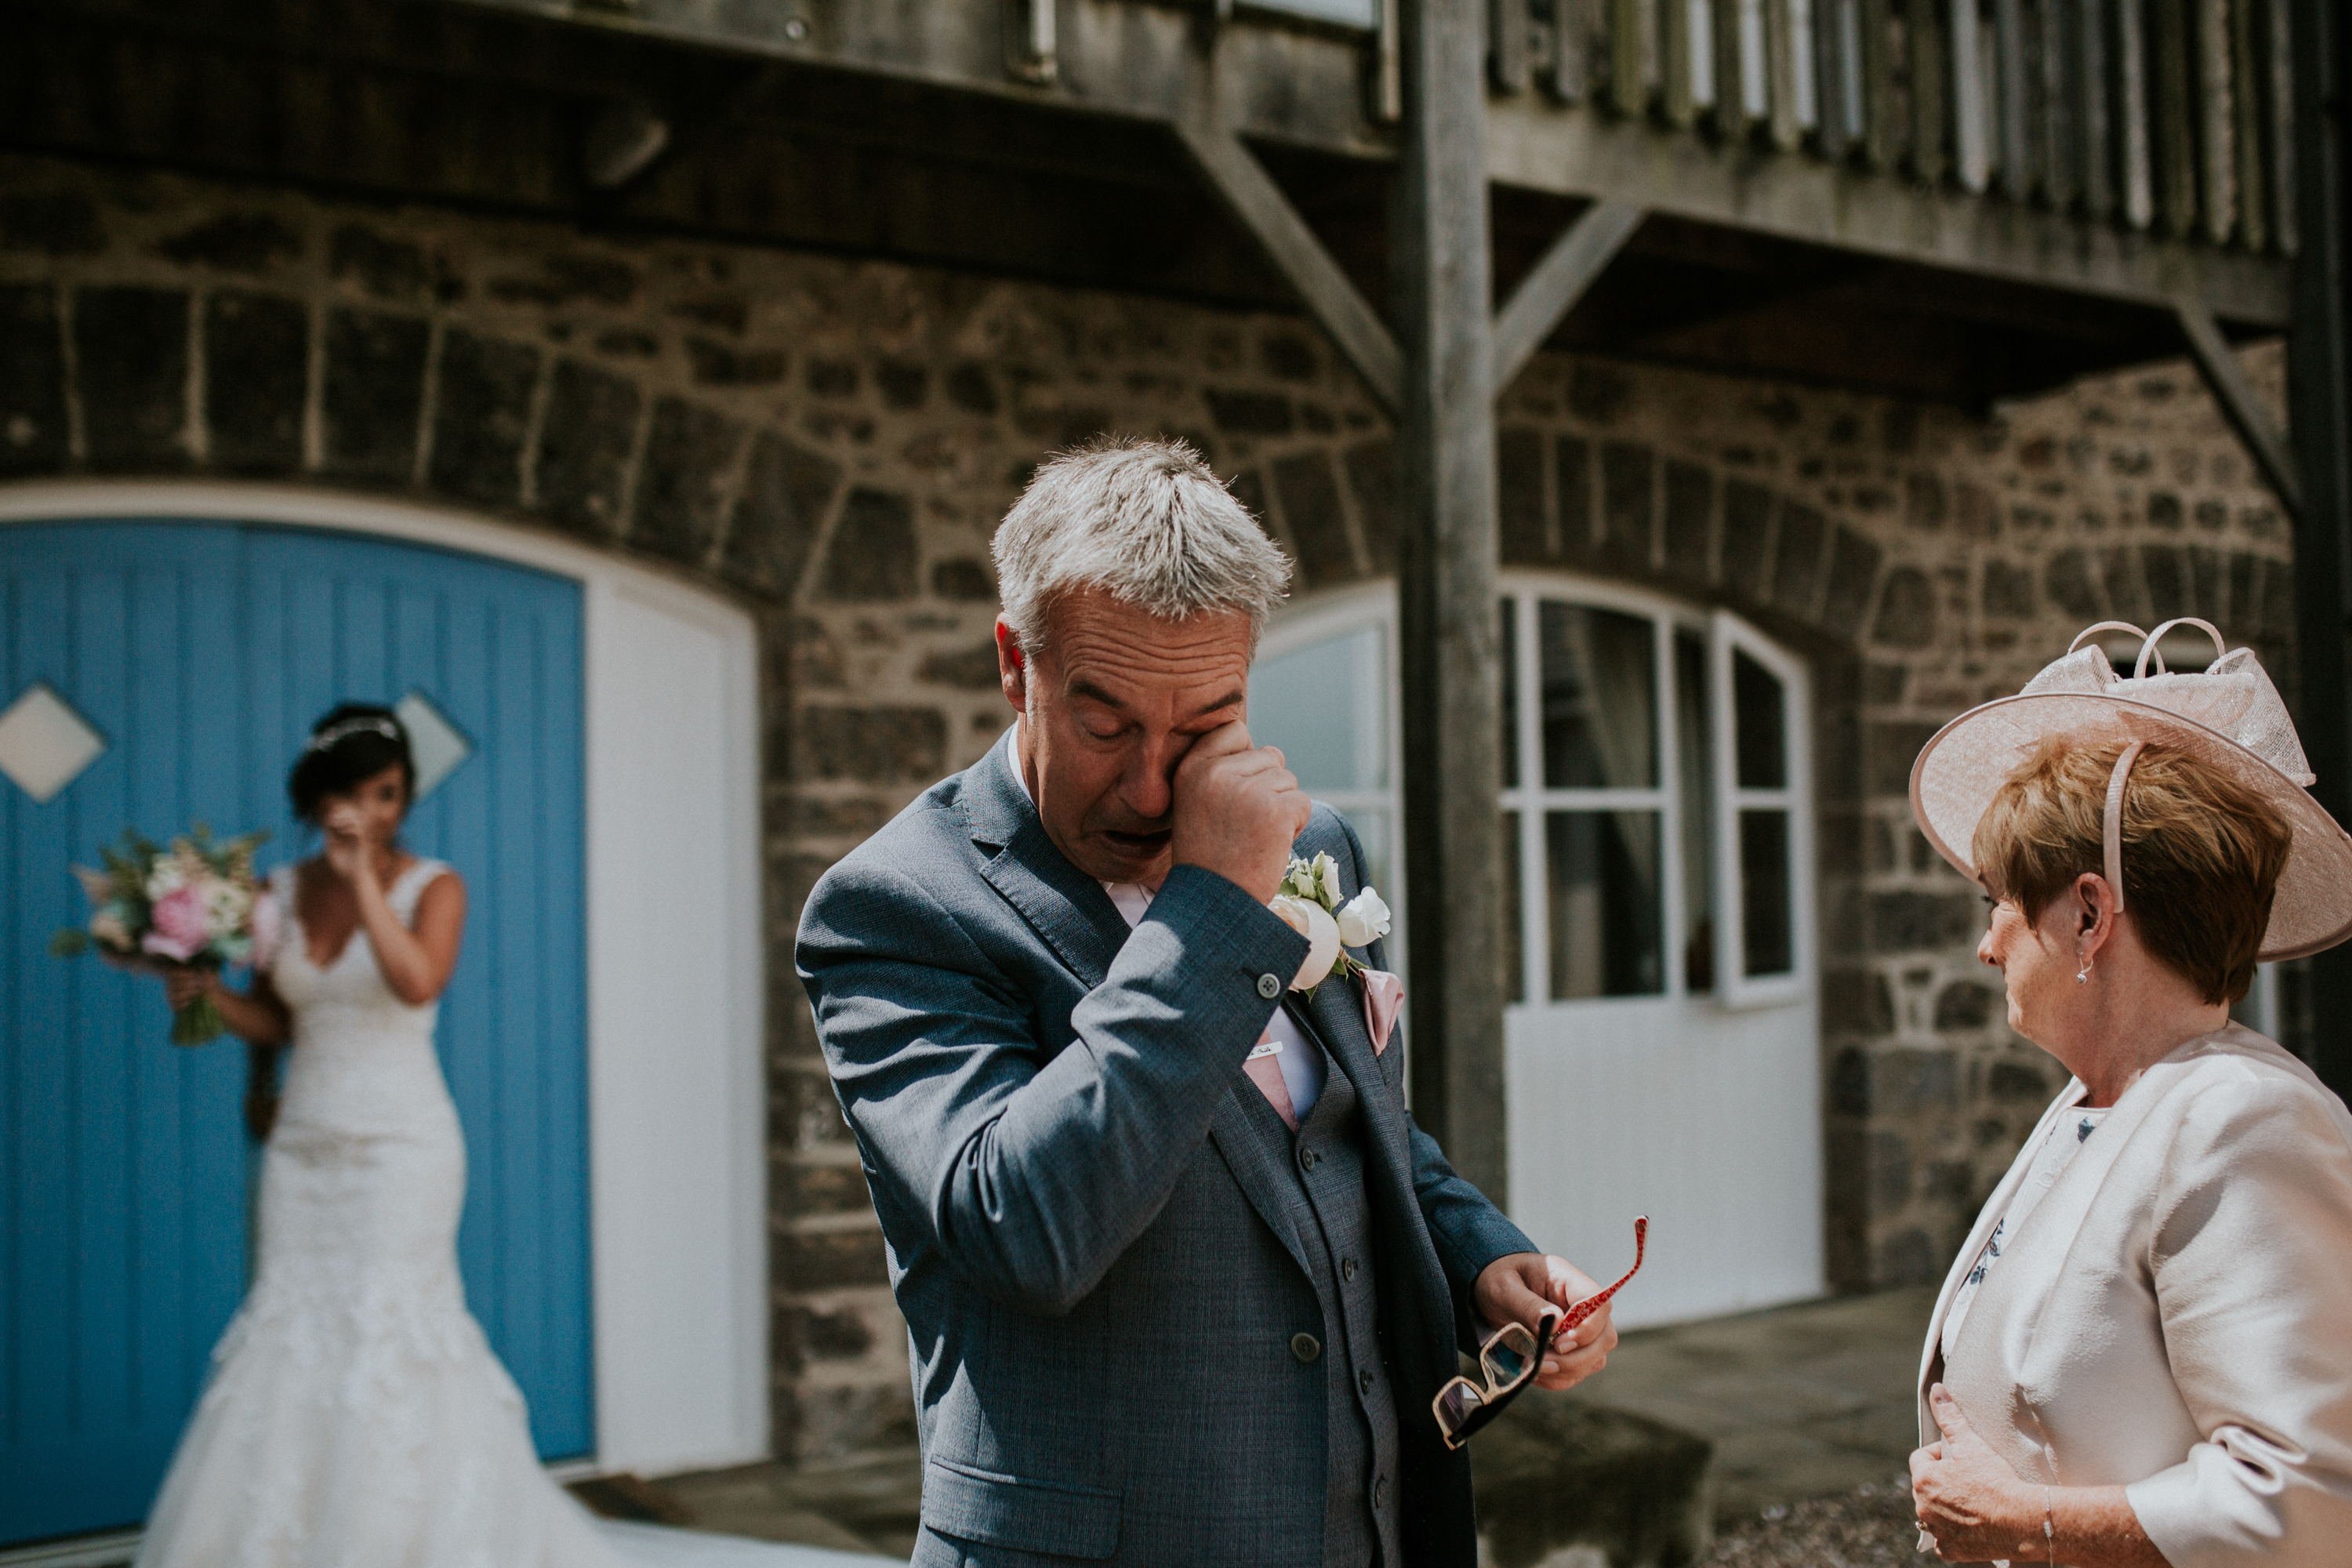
53 822 272 1044
1267 852 1390 993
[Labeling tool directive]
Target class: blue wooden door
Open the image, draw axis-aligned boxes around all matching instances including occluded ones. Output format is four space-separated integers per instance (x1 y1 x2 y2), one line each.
0 520 591 1547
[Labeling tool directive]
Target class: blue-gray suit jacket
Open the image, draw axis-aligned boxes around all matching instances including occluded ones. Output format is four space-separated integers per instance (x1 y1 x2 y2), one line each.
797 732 1536 1566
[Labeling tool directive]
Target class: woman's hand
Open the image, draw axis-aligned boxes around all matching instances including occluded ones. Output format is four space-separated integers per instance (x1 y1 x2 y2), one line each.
163 966 217 1011
319 803 376 887
1911 1385 2038 1561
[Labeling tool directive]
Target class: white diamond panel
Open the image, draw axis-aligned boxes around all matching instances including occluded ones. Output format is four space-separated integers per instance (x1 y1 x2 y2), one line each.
0 682 107 804
395 689 474 800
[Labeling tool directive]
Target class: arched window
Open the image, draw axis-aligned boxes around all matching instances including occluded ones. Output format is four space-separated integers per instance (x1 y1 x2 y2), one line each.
1254 576 1824 1323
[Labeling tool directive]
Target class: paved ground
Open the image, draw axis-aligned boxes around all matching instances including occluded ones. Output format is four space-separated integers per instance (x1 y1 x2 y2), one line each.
1573 1286 1937 1528
623 1287 1940 1556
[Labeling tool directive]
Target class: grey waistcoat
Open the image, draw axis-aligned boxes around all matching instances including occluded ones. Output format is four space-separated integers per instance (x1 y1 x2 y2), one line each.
1236 1033 1403 1568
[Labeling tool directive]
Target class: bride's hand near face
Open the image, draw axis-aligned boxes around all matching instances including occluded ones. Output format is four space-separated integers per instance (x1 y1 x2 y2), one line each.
319 803 376 887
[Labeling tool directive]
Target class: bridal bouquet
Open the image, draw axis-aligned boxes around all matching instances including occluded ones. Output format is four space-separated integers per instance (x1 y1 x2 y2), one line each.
51 824 278 1044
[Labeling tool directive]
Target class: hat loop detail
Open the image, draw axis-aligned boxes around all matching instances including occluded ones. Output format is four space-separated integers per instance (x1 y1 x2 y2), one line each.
2102 739 2147 915
2067 622 2148 657
2133 618 2227 681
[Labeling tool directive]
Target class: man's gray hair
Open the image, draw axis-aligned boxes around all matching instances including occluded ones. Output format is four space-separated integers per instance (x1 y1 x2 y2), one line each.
992 437 1291 654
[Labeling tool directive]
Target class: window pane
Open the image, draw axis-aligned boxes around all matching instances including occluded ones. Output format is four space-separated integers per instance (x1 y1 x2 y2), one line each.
1545 811 1664 998
1250 626 1385 792
1733 648 1786 789
1501 811 1524 1004
1675 632 1715 993
1540 603 1657 789
1739 810 1794 976
1500 596 1519 789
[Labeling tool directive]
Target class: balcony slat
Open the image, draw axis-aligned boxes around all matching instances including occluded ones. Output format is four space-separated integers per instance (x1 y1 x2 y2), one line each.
1993 0 2029 197
1949 0 1990 190
1609 0 1650 114
1766 0 1804 145
2151 0 2198 235
2227 0 2263 247
1551 0 1594 104
1860 0 1900 166
1493 0 1533 92
1661 0 1700 125
2039 0 2075 208
2262 0 2296 252
1906 0 1947 180
1816 0 1860 157
1712 0 1753 136
2075 0 2112 218
2115 0 2155 227
2194 0 2234 243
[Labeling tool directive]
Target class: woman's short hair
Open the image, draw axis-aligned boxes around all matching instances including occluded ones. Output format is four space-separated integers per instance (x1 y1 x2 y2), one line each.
1972 733 2292 1004
288 703 415 823
991 436 1290 655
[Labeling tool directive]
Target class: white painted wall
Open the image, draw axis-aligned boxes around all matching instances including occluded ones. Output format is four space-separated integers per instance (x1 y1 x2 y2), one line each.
0 480 769 1475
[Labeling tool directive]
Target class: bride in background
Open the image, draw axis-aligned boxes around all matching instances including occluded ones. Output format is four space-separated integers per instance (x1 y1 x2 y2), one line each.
138 703 620 1567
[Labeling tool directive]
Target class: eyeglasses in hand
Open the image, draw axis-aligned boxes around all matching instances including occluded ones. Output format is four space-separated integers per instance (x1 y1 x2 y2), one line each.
1431 1216 1647 1450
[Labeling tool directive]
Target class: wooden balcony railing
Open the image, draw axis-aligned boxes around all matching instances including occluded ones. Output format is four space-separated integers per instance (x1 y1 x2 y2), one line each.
1486 0 2296 254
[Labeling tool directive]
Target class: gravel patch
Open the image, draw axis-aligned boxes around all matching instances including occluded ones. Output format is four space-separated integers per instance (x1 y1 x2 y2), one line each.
1700 1479 1940 1567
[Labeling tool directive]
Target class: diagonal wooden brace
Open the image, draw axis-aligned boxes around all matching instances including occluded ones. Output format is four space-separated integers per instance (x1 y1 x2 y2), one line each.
1174 121 1406 417
1490 200 1645 395
2177 301 2305 521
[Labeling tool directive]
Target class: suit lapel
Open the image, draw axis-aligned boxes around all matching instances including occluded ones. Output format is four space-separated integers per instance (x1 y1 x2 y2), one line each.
1208 1090 1311 1274
966 732 1131 989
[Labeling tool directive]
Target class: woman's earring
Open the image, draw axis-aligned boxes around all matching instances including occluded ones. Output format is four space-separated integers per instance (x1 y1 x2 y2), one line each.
2074 955 2092 985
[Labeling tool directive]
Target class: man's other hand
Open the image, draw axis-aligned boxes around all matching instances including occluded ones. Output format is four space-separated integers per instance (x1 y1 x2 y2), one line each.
1474 1252 1617 1391
1171 720 1312 904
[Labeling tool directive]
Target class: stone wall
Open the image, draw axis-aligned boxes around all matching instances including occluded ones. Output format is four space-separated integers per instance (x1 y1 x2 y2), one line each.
0 149 2295 1462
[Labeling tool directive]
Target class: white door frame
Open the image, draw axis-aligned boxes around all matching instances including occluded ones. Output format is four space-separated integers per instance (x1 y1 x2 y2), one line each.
0 479 769 1477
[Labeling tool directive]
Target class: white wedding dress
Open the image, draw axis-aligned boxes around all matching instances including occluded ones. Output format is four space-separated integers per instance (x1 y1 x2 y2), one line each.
136 858 624 1568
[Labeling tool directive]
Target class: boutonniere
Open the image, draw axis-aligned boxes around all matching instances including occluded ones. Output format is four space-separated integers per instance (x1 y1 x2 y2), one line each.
1266 852 1405 1055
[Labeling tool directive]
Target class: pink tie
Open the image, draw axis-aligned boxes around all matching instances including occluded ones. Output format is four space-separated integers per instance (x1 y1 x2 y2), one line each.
1243 1033 1298 1131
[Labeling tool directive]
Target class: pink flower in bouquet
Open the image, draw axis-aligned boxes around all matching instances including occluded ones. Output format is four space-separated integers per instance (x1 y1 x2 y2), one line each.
143 884 210 962
249 888 285 968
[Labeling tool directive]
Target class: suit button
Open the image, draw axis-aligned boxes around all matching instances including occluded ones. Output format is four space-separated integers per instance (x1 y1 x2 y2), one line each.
1298 1147 1319 1171
1374 1475 1388 1509
1341 1256 1358 1282
1290 1332 1321 1363
1358 1369 1374 1395
1257 974 1282 999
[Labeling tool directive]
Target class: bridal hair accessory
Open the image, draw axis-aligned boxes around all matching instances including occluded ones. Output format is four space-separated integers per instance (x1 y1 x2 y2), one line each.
307 716 403 753
1909 619 2352 960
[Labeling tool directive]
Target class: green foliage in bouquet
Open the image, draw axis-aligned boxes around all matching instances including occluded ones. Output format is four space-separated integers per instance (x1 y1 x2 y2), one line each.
53 822 271 1045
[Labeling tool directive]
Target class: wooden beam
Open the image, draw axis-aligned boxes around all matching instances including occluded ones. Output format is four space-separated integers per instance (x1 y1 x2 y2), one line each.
2176 302 2303 517
1396 0 1509 1203
2115 0 2156 228
2075 0 2112 219
1490 200 1646 390
1490 0 1531 91
1172 121 1406 416
1947 0 1988 192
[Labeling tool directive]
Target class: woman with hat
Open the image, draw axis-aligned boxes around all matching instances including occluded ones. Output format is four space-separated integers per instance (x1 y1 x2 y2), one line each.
1905 619 2352 1566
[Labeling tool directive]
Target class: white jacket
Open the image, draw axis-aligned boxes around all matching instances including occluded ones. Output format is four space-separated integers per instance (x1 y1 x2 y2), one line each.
1918 1024 2352 1566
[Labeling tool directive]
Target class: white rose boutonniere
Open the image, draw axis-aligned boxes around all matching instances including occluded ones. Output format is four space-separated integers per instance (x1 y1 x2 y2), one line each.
1268 851 1389 994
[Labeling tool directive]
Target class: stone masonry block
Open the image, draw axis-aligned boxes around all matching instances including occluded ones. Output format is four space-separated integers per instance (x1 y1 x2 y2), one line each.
1868 891 1981 953
1660 460 1713 588
2259 556 2296 642
797 706 948 783
1497 426 1548 565
332 223 445 304
154 211 301 273
0 192 105 256
1870 1131 1915 1212
933 559 996 601
774 1300 880 1367
822 488 919 601
1933 980 2002 1029
1341 440 1399 573
321 307 430 482
1988 1059 2051 1103
1983 558 2035 619
1205 389 1293 434
2186 546 2223 622
2098 546 2147 626
2227 553 2258 632
429 328 539 507
1555 437 1594 563
203 291 306 474
1870 1049 1958 1114
2140 544 2187 621
1770 501 1827 618
1823 968 1895 1033
945 362 999 415
779 1160 876 1217
77 286 189 470
778 1225 891 1292
1720 480 1773 600
1867 721 1941 795
876 360 928 409
1820 524 1882 630
633 396 747 567
919 642 1002 690
1271 450 1356 588
1598 441 1653 571
0 284 67 475
1874 1227 1936 1287
1870 566 1936 649
2044 548 2100 619
727 431 841 598
536 360 642 539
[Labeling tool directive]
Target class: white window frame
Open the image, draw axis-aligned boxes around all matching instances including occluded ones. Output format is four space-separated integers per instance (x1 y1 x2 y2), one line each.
1261 575 1814 1019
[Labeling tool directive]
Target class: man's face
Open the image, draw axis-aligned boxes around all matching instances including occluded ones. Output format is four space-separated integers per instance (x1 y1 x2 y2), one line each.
997 587 1254 884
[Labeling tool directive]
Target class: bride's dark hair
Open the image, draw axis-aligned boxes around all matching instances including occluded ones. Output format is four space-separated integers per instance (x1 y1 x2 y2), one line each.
288 703 416 823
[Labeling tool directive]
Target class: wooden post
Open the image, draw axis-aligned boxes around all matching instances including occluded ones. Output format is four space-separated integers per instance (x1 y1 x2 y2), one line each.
1396 0 1510 1203
2288 0 2352 1099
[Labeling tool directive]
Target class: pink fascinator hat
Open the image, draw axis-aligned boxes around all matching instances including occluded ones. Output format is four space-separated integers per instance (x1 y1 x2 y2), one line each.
1909 618 2352 961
